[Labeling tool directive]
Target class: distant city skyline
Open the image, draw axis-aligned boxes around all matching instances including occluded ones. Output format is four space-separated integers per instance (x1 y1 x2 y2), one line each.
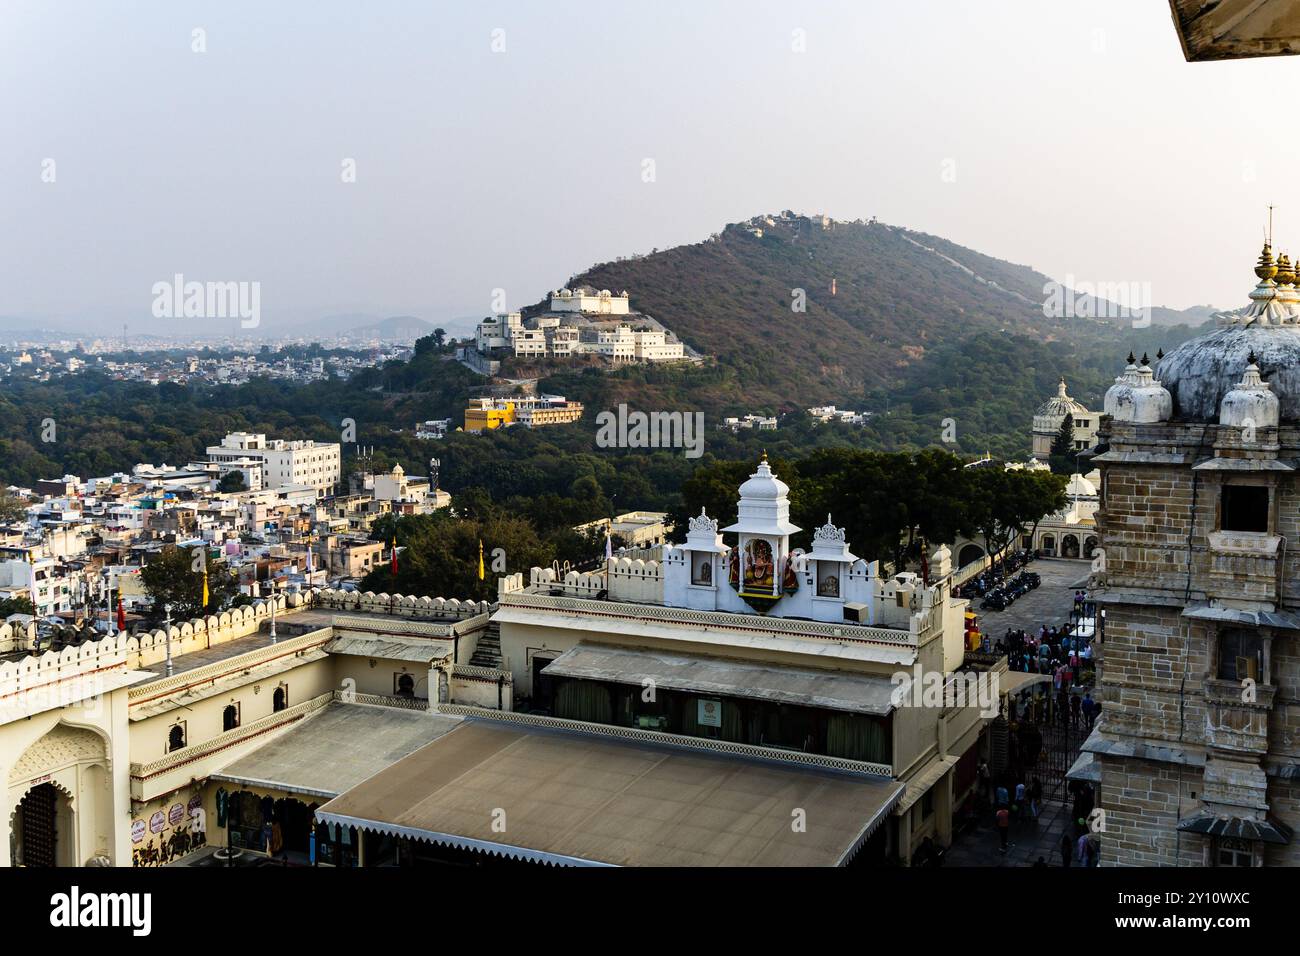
3 0 1297 338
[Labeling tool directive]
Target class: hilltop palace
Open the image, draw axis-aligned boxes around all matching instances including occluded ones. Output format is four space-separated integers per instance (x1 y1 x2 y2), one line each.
0 459 1006 868
1085 245 1300 866
471 287 687 365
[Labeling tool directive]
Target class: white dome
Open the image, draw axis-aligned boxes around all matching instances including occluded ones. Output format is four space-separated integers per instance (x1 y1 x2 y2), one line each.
1106 355 1171 423
1066 473 1097 497
1036 379 1088 419
723 456 801 537
737 459 789 500
1220 358 1279 429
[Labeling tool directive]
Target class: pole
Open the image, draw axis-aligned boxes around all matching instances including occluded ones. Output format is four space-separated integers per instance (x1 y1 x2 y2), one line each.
269 577 277 644
163 604 174 677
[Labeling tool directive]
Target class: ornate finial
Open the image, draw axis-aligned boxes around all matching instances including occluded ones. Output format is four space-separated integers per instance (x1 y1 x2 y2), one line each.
1278 253 1295 286
1140 352 1150 366
1248 350 1258 366
1156 347 1164 360
1256 242 1278 282
812 515 846 544
688 508 719 536
760 449 768 463
1127 351 1136 365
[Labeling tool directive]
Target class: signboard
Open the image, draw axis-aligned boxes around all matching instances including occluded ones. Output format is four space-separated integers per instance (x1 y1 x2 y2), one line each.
131 820 146 844
168 803 185 826
149 811 165 834
697 698 722 728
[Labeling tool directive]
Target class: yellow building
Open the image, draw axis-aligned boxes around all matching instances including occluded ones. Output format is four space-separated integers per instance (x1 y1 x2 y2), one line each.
464 400 515 433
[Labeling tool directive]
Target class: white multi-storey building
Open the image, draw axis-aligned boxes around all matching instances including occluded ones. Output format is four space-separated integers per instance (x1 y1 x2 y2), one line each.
596 326 636 361
549 286 630 314
632 329 685 361
205 433 341 496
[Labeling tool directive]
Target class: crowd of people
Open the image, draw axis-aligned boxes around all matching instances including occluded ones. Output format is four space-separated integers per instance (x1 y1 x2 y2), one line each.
970 603 1101 866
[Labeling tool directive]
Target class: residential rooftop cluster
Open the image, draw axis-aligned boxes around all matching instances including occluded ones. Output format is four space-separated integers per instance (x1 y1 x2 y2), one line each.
0 345 413 386
0 431 448 633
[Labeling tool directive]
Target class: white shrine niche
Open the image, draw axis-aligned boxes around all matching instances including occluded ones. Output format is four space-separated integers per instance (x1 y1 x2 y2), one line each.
722 457 801 610
809 515 858 600
684 509 726 588
660 457 877 622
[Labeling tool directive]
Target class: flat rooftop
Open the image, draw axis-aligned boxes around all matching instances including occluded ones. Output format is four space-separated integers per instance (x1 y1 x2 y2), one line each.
212 701 462 799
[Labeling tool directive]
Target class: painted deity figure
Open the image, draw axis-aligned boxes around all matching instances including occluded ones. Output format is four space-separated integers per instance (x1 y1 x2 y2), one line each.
744 539 774 590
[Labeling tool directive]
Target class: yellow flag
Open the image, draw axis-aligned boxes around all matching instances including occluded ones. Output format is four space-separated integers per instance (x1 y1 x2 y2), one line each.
478 539 485 580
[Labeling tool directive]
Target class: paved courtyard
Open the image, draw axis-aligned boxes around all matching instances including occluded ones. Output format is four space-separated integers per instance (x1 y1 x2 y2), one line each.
973 557 1090 638
944 796 1087 867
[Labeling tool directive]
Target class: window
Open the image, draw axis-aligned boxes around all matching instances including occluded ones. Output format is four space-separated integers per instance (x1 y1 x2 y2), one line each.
394 673 416 698
168 722 187 753
273 685 288 712
222 703 241 732
1221 485 1269 533
1216 837 1254 867
1218 629 1263 682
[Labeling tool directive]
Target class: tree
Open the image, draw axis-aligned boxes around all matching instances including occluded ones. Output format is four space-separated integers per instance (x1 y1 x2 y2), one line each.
1049 413 1076 475
217 471 247 493
0 596 35 617
0 490 27 524
140 546 240 620
360 511 555 602
965 468 1068 567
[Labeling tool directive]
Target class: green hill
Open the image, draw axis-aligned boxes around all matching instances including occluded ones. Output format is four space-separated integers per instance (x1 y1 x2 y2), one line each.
562 214 1087 407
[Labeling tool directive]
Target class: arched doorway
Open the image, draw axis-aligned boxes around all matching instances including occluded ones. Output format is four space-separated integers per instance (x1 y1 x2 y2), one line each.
1084 536 1098 559
1062 534 1080 559
8 723 111 867
1040 534 1055 555
957 544 985 568
11 783 71 867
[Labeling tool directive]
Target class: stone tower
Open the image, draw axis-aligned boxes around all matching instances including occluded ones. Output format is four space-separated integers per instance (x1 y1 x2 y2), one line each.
1089 246 1300 867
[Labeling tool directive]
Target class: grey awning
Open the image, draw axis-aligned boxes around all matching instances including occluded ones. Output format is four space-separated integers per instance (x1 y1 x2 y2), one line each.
1090 450 1191 465
541 642 897 715
324 635 452 663
316 718 904 866
1169 0 1300 63
1181 603 1300 631
1066 751 1101 784
1193 457 1296 472
1177 812 1292 845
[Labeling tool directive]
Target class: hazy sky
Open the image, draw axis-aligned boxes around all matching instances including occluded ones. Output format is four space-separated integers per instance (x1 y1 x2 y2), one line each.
3 0 1298 336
